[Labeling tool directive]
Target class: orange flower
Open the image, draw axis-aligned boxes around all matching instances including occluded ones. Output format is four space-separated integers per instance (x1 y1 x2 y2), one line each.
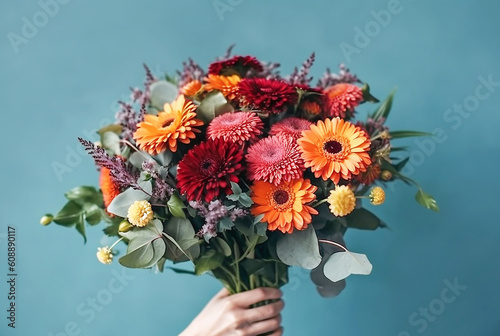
250 178 318 234
297 118 371 184
355 163 380 185
100 166 121 215
204 74 241 100
133 95 203 155
180 80 202 97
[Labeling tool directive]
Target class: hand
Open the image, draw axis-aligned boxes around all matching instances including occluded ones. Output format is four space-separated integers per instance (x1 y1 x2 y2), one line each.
179 287 284 336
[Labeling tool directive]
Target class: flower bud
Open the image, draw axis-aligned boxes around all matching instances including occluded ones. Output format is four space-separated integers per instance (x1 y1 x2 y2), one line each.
380 170 392 181
40 214 53 226
118 220 134 233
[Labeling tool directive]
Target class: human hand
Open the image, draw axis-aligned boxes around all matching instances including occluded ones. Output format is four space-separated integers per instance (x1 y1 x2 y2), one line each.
179 287 284 336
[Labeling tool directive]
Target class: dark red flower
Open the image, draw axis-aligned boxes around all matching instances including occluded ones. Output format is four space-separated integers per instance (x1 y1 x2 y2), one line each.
177 138 244 202
208 55 263 76
238 78 298 114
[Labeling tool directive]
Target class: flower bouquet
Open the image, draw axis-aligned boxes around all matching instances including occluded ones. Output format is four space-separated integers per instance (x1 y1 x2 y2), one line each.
42 47 438 298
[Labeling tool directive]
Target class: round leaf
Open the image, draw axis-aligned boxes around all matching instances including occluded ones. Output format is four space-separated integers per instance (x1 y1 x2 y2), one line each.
276 226 321 269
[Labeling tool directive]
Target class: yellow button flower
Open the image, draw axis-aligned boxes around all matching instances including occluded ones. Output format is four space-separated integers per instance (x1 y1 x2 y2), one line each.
96 247 113 265
370 186 386 206
127 200 154 227
327 185 356 217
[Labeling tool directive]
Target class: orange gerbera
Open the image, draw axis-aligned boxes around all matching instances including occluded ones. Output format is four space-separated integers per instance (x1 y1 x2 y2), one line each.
297 118 371 184
180 79 202 97
250 178 318 234
133 95 203 155
204 74 241 100
99 167 121 215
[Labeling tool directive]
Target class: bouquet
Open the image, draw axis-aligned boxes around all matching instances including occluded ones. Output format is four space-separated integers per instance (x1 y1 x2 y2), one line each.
42 47 438 298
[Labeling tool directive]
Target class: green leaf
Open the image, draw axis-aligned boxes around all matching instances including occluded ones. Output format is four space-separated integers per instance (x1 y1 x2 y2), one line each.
119 219 166 268
75 212 87 243
230 182 243 195
196 91 234 123
167 193 186 219
345 208 385 230
361 83 380 103
97 124 122 136
238 193 253 207
218 217 234 231
254 222 267 236
415 188 439 212
103 217 123 237
101 131 121 156
164 217 200 260
53 200 83 226
83 203 102 226
65 186 102 206
167 266 196 275
389 130 433 139
149 80 178 109
194 249 225 275
214 237 232 257
107 181 152 217
276 226 321 269
371 90 395 121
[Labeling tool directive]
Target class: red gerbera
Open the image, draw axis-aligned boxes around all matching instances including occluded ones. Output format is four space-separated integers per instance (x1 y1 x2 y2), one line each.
269 117 312 141
246 135 304 186
207 112 264 145
238 78 298 114
177 138 244 202
324 83 363 119
208 55 263 76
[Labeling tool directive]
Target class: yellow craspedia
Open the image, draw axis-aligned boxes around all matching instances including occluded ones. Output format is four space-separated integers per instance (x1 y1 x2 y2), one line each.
327 185 356 217
127 200 154 227
96 247 113 265
370 186 386 205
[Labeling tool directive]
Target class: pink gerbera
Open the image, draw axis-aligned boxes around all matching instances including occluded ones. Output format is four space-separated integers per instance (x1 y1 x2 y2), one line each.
208 55 263 76
246 135 305 185
207 112 264 145
269 117 312 141
238 78 298 114
324 83 364 119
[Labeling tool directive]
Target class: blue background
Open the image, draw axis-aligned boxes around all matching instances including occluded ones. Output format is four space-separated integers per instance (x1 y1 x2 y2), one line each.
1 0 499 335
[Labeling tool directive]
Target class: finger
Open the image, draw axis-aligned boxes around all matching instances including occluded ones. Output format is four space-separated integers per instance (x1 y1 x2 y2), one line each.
267 327 284 336
212 287 230 301
241 315 282 336
244 299 284 323
230 287 283 307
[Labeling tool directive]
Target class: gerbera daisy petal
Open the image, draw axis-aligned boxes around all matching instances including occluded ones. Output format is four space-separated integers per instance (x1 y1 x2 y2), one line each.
246 135 305 185
269 117 312 141
298 118 371 183
207 112 263 145
238 78 298 114
177 138 244 202
133 95 203 155
250 178 317 234
324 83 364 119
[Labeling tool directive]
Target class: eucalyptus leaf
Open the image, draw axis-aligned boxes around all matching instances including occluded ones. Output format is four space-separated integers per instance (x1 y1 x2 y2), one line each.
316 280 346 298
149 80 178 109
323 251 373 282
107 181 152 218
97 124 122 135
53 200 83 226
118 220 166 268
415 188 439 212
164 217 200 259
101 131 121 156
214 237 232 257
230 182 243 195
196 91 234 123
129 151 156 169
276 226 321 269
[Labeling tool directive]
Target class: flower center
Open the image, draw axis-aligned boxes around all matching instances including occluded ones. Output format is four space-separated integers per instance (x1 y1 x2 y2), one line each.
162 117 176 128
273 190 289 205
201 159 213 171
324 140 342 154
